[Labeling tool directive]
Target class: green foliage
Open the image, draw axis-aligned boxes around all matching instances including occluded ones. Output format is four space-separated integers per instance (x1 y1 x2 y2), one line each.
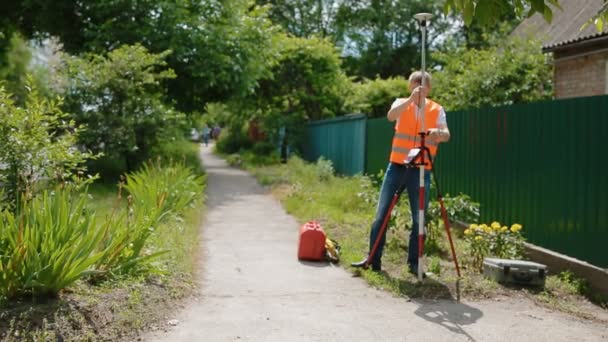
125 160 205 220
555 270 589 295
426 193 480 245
250 34 350 147
0 82 92 208
216 126 253 155
96 160 205 276
433 37 553 111
252 141 276 156
428 256 442 275
0 187 110 298
334 0 452 78
444 0 561 27
315 157 335 182
463 222 525 272
0 161 205 299
151 139 204 175
344 76 409 118
0 33 31 103
2 1 281 112
257 0 339 37
62 44 184 172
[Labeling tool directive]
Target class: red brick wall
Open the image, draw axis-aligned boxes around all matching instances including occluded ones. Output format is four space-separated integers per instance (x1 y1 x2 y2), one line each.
554 52 608 99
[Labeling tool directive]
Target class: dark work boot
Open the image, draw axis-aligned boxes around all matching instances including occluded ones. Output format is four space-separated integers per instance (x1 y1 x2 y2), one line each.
351 258 381 272
351 258 369 269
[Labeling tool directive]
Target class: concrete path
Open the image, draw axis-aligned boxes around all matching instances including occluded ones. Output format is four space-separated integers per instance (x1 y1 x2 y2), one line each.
147 145 608 342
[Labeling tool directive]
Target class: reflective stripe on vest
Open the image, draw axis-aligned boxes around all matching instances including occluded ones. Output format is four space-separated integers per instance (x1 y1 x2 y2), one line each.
389 99 442 169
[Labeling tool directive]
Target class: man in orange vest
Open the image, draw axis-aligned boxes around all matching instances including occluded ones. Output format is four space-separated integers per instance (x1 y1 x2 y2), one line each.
351 71 450 273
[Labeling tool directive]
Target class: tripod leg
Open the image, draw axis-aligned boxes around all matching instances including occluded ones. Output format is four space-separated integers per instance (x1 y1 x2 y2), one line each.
428 154 461 278
366 190 403 268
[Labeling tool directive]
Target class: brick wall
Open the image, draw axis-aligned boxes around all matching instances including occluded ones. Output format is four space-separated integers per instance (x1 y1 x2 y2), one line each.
554 51 608 99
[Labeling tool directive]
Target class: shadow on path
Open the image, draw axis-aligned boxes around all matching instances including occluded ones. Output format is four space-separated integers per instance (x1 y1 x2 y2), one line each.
413 298 483 342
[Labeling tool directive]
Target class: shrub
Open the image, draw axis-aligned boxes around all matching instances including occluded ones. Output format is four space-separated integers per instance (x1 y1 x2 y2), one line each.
62 44 184 173
215 127 252 154
96 160 206 275
151 138 203 175
0 160 206 299
433 37 552 111
0 82 92 209
252 141 276 156
463 222 526 272
344 76 409 118
0 187 110 298
426 193 480 253
315 157 334 182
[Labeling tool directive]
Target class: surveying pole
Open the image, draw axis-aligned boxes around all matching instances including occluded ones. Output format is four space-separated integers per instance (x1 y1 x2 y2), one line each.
413 12 432 282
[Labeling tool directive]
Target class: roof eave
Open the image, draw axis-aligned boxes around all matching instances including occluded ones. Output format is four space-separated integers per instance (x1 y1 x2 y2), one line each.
542 33 608 53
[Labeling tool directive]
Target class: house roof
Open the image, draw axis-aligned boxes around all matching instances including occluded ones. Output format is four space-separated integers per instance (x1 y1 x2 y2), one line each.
511 0 608 52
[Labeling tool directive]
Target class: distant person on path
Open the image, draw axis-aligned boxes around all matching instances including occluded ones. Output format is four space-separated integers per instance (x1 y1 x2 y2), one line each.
351 71 450 274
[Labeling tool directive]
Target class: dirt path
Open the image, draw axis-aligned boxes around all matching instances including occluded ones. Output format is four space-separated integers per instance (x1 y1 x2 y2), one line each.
147 145 607 342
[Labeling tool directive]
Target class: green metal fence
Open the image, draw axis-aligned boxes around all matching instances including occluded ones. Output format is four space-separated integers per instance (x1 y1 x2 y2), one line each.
304 114 366 175
434 96 608 268
305 96 608 267
365 117 393 176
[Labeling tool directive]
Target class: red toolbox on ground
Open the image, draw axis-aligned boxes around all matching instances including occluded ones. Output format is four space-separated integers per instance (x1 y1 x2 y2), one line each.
297 221 326 261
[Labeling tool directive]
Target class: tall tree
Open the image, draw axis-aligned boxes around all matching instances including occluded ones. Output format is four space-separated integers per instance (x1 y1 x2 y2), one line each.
333 0 453 79
0 0 280 112
256 0 342 37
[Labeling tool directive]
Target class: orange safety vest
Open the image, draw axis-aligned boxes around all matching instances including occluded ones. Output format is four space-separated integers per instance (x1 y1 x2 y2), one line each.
389 99 442 169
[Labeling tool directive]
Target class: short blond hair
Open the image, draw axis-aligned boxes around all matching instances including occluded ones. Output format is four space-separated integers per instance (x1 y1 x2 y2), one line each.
409 71 432 86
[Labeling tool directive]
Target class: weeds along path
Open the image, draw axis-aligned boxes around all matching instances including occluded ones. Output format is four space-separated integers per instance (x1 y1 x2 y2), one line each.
147 144 608 342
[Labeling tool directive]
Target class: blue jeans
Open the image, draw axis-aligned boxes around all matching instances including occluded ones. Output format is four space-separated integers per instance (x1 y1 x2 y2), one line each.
368 162 431 271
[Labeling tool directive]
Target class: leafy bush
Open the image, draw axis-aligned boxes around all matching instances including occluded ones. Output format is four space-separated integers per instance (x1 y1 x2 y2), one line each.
125 159 205 218
0 187 110 298
0 161 205 299
344 76 409 118
252 141 276 156
433 37 552 111
315 157 335 182
246 35 351 147
0 82 92 208
151 138 204 175
463 222 526 272
62 44 184 173
215 127 252 154
96 160 206 275
426 193 480 252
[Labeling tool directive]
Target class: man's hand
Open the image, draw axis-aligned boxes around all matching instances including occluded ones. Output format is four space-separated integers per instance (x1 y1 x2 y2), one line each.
428 127 450 142
409 86 429 106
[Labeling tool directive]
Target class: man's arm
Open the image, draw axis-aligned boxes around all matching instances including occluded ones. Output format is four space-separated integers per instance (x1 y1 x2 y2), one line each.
387 98 411 122
429 107 450 142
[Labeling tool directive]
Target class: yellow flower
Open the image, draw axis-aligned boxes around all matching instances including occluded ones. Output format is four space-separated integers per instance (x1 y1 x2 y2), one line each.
491 221 501 229
475 236 483 241
510 223 522 233
464 229 472 236
500 226 508 233
469 223 479 230
478 224 488 232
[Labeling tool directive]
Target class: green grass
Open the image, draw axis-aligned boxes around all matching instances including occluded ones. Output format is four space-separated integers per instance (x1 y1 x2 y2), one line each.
0 147 207 340
243 155 608 319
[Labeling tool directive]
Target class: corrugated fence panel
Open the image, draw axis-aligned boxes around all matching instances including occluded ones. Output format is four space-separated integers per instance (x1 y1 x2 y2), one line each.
435 95 608 267
365 117 394 175
306 96 608 267
304 114 366 175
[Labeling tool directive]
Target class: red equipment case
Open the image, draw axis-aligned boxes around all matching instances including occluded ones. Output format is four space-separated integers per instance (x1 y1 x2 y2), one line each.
297 221 326 261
